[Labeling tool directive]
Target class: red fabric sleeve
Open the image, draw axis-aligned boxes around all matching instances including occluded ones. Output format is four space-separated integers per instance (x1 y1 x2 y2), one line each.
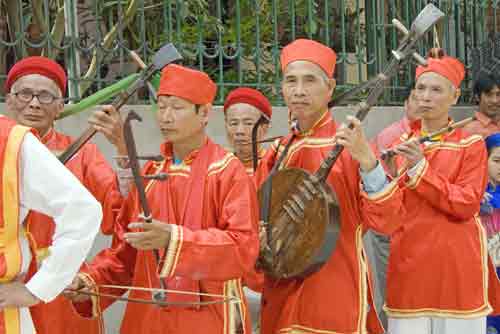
408 139 487 221
75 193 138 314
81 144 123 235
360 178 406 236
159 164 259 281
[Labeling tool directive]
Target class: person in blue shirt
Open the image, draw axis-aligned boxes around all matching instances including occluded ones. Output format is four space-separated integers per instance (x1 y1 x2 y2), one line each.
483 133 500 333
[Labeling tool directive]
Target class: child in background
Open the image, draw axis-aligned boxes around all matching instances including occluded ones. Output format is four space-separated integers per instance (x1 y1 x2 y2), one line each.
481 133 500 333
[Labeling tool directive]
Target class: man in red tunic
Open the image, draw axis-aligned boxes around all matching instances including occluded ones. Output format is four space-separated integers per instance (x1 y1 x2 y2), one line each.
367 88 420 328
4 56 125 334
255 38 403 334
224 87 272 176
223 87 273 331
373 52 490 333
67 64 260 334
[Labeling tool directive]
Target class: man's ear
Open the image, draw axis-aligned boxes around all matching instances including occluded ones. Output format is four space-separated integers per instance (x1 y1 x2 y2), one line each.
261 123 270 136
452 88 461 105
198 103 211 126
54 99 64 119
5 93 13 109
328 78 336 99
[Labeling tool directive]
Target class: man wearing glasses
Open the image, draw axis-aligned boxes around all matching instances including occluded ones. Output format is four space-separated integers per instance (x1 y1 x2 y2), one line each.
0 56 102 334
4 56 125 334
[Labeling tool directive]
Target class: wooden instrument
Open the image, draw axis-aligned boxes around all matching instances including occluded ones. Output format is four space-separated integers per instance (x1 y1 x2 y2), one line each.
380 116 476 161
57 44 182 164
123 110 168 302
258 4 445 279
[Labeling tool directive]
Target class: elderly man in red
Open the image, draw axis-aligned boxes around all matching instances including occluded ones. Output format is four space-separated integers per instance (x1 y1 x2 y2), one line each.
224 87 272 176
370 51 490 334
67 64 260 334
4 56 125 333
223 87 272 332
255 38 405 334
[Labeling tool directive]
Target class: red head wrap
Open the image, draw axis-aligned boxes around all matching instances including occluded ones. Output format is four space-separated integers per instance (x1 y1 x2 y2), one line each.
223 87 272 120
415 49 465 88
5 56 67 95
280 39 337 78
158 64 217 105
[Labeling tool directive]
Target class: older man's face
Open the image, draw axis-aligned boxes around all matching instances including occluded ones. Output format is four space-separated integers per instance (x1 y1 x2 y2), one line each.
281 61 335 131
414 72 459 123
224 103 267 160
6 74 63 137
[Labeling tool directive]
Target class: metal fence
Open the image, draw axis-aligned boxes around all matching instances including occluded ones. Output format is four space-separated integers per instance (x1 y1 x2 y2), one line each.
0 0 499 105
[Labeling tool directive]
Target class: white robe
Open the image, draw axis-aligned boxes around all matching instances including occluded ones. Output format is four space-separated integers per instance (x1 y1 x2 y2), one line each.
15 133 101 334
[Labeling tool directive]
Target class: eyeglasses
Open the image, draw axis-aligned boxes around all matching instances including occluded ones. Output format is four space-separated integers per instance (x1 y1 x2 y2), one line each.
11 89 60 105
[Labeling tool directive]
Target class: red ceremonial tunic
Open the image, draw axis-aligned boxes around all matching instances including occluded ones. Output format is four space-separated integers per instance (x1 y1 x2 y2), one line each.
241 150 266 292
25 128 123 334
255 112 403 334
0 117 33 334
75 138 259 334
375 120 491 318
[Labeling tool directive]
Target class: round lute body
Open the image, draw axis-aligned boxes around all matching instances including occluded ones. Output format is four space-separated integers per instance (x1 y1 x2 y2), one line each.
258 168 341 279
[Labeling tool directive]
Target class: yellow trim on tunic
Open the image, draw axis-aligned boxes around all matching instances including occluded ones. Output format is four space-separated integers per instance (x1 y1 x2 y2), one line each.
168 164 191 173
223 280 238 334
207 153 236 177
35 247 50 263
383 215 492 319
1 125 30 284
273 137 337 168
234 279 247 334
279 325 359 334
420 135 483 153
405 158 429 189
361 177 400 203
78 272 103 319
0 125 30 334
355 226 368 334
4 308 20 334
159 224 182 278
144 161 166 193
170 226 183 276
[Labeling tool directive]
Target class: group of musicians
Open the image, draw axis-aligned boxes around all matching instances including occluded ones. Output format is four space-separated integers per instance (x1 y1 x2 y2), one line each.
0 36 498 334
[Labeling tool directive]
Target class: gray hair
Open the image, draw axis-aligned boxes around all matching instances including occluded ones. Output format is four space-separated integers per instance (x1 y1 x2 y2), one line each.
10 75 63 98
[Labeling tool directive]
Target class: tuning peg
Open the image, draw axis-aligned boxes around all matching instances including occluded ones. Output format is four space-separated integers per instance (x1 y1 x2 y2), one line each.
412 52 427 66
392 50 404 61
392 19 409 36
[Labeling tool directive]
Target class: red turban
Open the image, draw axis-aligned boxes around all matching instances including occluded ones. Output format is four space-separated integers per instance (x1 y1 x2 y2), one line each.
158 64 217 105
415 50 465 88
5 56 67 95
223 87 272 120
280 39 337 78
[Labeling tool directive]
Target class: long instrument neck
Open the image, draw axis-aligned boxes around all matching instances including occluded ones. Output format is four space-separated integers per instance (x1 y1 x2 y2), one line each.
314 60 399 183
